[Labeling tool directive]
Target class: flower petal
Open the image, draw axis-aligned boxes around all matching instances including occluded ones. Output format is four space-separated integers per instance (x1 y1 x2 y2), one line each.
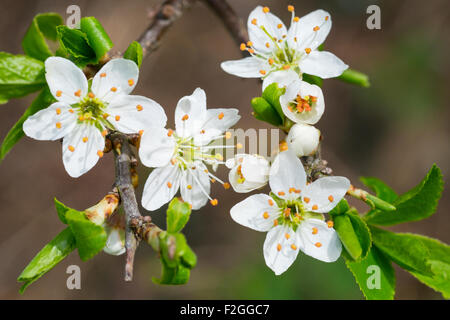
175 88 207 138
269 150 306 200
193 108 240 145
280 80 324 125
103 228 126 256
264 225 300 275
45 57 88 104
62 123 105 178
221 57 267 78
230 194 280 231
141 163 181 211
180 162 211 210
248 6 288 54
298 219 342 262
139 127 176 168
288 9 332 51
300 51 348 79
91 58 139 103
105 94 167 134
302 176 350 213
240 154 270 184
262 69 300 91
23 102 77 141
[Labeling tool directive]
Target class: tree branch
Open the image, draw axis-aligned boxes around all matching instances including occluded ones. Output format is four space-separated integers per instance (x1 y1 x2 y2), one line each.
203 0 248 46
110 132 141 281
138 0 197 58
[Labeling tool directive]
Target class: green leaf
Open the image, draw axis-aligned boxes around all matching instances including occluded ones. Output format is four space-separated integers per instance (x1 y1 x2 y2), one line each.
18 227 76 293
54 198 71 224
365 165 443 226
56 26 97 66
80 17 113 61
153 260 191 285
0 87 54 160
251 97 282 126
22 13 64 61
66 209 107 261
334 214 362 260
123 41 143 68
0 52 46 104
166 198 191 233
302 73 323 87
337 68 370 87
370 227 433 276
328 198 350 216
345 246 395 300
360 176 398 203
261 82 285 120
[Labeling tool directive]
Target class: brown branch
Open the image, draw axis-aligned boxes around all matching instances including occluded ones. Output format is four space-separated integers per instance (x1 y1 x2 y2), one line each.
138 0 197 58
110 132 141 281
203 0 248 47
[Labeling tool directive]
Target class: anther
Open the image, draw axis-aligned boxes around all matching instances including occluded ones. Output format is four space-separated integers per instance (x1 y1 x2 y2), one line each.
268 199 274 206
56 90 62 97
277 244 282 251
273 220 279 226
69 109 74 113
97 150 104 158
167 129 173 137
187 184 192 190
225 131 232 139
68 145 75 152
262 6 270 13
110 87 117 92
263 211 269 219
223 182 230 190
327 221 334 228
293 16 300 22
315 242 322 248
56 108 61 115
139 130 144 136
88 92 95 98
328 195 334 202
82 136 88 143
182 114 189 121
312 227 318 234
167 182 172 188
210 199 218 206
285 233 290 239
325 16 329 21
283 65 290 70
277 24 282 29
55 122 61 129
278 191 285 196
136 105 143 111
303 197 310 203
102 130 108 137
312 204 318 210
128 79 134 86
246 41 253 47
218 112 224 119
266 42 270 48
305 48 311 54
268 58 274 65
284 208 291 217
100 73 106 77
313 26 320 31
103 113 109 119
288 5 294 12
251 18 257 25
74 89 81 97
259 70 266 75
291 244 297 250
115 115 121 121
240 43 246 51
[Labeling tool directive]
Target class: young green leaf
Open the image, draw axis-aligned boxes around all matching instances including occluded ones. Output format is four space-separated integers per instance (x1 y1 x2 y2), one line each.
345 246 396 300
22 13 64 61
333 214 362 260
251 97 282 126
0 87 55 160
347 210 372 260
123 41 143 68
166 198 191 233
302 73 323 87
365 165 443 226
0 52 46 104
261 83 285 120
152 259 191 285
17 227 76 293
328 198 350 216
54 198 71 224
337 68 370 88
56 26 97 66
360 176 398 203
370 226 433 276
80 17 113 61
65 209 107 261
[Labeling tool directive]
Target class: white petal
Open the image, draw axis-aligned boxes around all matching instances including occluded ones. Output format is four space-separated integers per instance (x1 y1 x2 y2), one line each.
269 150 306 200
300 51 348 79
298 219 342 262
105 94 167 134
174 88 207 138
264 225 300 275
62 123 105 178
230 194 280 232
193 108 240 145
103 228 125 256
302 176 350 213
23 102 77 141
288 9 332 51
248 6 288 54
180 163 211 210
229 164 264 193
141 164 181 211
262 69 300 91
139 127 176 168
241 154 270 184
45 57 88 104
280 80 325 125
221 57 267 78
91 58 139 103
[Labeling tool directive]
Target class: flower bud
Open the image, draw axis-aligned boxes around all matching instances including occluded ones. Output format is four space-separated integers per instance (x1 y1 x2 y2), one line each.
287 123 321 157
103 227 126 256
226 154 270 193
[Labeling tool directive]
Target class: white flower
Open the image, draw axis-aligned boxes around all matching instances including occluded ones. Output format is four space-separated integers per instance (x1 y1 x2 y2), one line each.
287 123 321 157
226 154 270 193
230 150 349 275
280 79 324 125
103 227 125 256
23 57 167 178
140 88 240 211
221 6 348 90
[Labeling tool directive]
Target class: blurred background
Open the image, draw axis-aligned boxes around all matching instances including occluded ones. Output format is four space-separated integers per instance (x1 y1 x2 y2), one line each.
0 0 449 299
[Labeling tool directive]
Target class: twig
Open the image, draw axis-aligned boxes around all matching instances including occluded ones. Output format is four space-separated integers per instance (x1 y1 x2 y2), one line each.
110 132 141 281
203 0 248 47
138 0 197 58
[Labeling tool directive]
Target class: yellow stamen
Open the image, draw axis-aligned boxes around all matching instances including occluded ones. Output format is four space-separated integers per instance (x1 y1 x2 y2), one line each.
315 242 322 248
313 26 320 31
291 244 297 250
312 204 318 210
303 197 310 203
262 6 270 13
74 89 81 97
55 122 61 129
278 191 285 196
263 211 269 219
136 104 143 111
328 195 334 202
288 5 294 12
167 182 172 188
327 221 334 228
97 150 104 158
167 129 174 137
128 79 134 86
312 227 318 235
115 115 121 121
88 92 95 98
210 199 218 206
82 136 88 143
182 114 189 121
56 90 62 97
100 73 106 77
56 108 61 115
187 184 192 190
277 243 282 251
305 48 311 54
68 145 75 152
110 87 117 92
259 70 266 75
293 16 300 22
218 112 224 120
223 182 230 190
251 18 257 25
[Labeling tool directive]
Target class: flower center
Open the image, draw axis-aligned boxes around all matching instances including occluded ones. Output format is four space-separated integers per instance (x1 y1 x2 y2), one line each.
271 195 323 230
288 94 318 114
75 95 109 127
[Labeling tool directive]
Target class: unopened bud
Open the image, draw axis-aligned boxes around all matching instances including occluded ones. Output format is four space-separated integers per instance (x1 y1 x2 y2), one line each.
226 154 270 193
103 227 125 256
287 123 320 157
85 193 119 225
